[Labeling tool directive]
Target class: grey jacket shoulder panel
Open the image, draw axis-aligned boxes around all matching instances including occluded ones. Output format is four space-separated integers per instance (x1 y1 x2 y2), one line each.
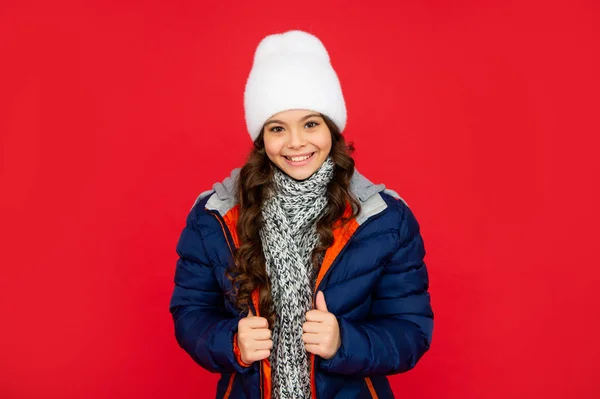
190 168 241 212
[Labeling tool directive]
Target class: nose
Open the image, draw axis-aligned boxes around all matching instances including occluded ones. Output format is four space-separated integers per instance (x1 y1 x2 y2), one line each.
287 128 306 149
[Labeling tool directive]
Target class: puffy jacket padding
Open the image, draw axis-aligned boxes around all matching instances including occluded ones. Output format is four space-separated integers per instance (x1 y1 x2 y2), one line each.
170 192 433 399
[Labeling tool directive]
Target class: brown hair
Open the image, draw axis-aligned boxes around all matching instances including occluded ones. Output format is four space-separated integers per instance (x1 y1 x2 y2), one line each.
227 114 360 328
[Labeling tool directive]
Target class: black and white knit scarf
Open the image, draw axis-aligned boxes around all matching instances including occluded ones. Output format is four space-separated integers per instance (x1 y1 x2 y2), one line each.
259 157 335 399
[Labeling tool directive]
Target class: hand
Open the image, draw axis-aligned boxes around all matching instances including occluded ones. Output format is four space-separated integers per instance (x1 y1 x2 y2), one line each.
237 309 273 364
302 291 341 360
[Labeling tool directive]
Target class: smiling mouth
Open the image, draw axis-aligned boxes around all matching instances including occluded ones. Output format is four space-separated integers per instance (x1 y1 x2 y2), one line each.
284 152 315 162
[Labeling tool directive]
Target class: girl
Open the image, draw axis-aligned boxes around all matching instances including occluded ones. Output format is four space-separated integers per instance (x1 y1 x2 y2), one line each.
170 30 433 399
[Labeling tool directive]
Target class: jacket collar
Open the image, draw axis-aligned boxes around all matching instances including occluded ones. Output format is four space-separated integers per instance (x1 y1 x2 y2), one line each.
197 167 406 225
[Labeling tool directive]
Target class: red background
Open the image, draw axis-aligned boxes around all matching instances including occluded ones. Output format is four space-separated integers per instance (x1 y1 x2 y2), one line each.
1 1 599 398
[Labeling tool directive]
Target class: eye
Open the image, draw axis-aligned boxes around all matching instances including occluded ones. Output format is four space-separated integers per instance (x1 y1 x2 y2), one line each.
270 126 284 133
305 121 319 128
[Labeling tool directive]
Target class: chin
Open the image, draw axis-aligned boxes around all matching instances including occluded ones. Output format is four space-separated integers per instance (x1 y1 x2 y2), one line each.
277 162 321 181
284 168 316 181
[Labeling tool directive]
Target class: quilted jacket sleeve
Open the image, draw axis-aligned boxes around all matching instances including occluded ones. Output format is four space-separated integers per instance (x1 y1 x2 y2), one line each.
319 202 434 377
169 203 253 374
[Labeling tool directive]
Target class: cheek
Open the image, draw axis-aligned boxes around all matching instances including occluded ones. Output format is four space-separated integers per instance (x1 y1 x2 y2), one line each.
315 132 332 153
264 138 282 160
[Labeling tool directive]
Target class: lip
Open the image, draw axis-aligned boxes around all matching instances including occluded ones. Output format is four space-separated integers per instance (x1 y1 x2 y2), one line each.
283 152 314 158
282 152 316 167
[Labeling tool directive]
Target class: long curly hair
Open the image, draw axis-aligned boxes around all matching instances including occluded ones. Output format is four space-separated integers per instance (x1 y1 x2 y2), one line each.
227 114 360 328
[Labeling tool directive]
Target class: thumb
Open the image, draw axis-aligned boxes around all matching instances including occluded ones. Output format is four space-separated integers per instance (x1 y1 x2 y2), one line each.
247 307 254 317
315 291 328 312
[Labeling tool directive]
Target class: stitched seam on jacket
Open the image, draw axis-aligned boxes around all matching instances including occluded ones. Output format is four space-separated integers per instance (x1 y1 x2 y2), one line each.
324 266 379 289
353 228 397 243
381 262 424 275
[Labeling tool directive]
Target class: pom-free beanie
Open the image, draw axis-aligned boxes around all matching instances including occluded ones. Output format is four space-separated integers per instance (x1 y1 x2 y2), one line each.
244 30 347 141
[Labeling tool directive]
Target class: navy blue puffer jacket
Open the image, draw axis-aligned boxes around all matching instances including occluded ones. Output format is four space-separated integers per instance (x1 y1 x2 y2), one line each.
169 169 433 398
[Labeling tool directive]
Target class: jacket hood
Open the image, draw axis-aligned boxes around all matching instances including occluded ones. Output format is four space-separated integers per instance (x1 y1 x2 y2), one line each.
197 167 406 225
211 167 386 203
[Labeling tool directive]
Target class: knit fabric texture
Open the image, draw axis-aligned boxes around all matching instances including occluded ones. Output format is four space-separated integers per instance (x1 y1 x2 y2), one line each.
259 157 335 399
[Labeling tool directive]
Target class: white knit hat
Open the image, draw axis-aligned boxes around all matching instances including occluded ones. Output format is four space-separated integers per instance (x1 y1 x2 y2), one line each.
244 30 347 141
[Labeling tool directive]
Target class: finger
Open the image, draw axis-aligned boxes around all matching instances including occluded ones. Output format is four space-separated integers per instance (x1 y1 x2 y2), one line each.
304 343 321 356
252 339 273 351
239 318 268 332
252 329 272 341
302 321 324 333
305 309 327 322
247 349 271 362
247 307 254 317
302 332 321 345
315 291 328 312
254 349 271 361
247 317 269 329
239 317 264 331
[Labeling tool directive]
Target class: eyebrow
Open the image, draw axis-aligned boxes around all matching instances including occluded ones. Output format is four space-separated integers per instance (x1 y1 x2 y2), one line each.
264 113 321 126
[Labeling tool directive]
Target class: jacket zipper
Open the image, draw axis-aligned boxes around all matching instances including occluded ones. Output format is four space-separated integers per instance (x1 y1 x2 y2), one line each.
223 373 236 399
310 210 388 399
209 209 264 398
364 377 379 399
208 210 242 399
312 207 387 299
209 210 236 256
209 210 260 316
309 228 356 399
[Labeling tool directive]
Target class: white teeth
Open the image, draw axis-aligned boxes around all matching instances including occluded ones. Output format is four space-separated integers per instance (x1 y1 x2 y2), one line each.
288 154 311 162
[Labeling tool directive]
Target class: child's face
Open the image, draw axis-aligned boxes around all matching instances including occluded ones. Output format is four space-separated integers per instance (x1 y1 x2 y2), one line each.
263 109 332 181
